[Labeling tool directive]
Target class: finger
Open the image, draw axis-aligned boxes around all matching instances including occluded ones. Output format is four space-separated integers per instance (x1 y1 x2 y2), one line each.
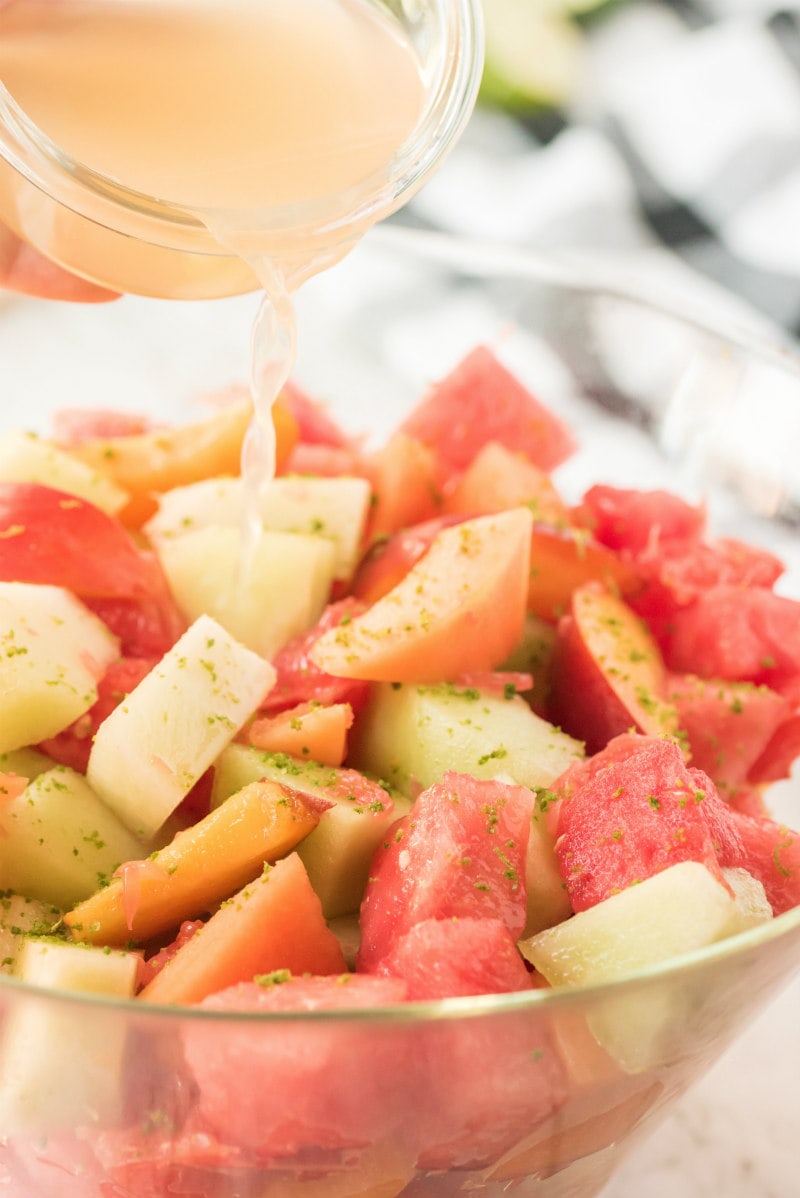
0 224 120 302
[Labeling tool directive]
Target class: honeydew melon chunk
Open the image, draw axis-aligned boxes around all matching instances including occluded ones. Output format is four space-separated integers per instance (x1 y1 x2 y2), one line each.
0 938 138 1134
0 893 62 974
0 582 119 753
88 614 275 840
520 861 773 1072
349 681 583 797
145 475 371 581
0 430 129 514
155 525 337 658
210 744 410 918
0 766 145 908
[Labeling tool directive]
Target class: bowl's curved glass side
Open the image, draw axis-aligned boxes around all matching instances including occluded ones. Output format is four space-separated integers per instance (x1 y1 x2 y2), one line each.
2 915 800 1198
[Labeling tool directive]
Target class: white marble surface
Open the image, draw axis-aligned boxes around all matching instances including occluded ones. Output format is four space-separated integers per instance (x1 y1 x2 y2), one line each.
605 970 800 1197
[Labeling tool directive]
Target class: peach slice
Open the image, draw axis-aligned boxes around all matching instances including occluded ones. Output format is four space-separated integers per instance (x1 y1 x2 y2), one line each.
311 508 534 683
549 582 679 754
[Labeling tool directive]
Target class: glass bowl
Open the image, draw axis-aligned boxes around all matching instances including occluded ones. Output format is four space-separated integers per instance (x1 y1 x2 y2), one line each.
0 0 483 298
0 226 799 1198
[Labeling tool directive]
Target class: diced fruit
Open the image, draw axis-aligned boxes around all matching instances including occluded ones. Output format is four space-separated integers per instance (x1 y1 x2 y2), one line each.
156 525 336 658
665 586 800 694
0 582 119 754
38 655 159 774
357 772 536 972
0 766 145 909
520 861 772 1070
350 679 582 796
65 780 319 946
0 893 62 974
549 582 679 754
0 483 168 598
523 807 573 936
575 485 706 556
138 853 347 1005
527 526 641 622
723 813 800 915
145 474 371 581
87 615 275 840
399 345 576 479
0 939 139 1134
360 433 441 544
311 508 534 683
65 397 297 525
442 440 569 524
210 745 409 919
380 916 534 999
553 736 741 911
183 973 409 1156
351 514 465 605
245 701 354 767
0 430 129 515
259 598 370 715
668 673 791 792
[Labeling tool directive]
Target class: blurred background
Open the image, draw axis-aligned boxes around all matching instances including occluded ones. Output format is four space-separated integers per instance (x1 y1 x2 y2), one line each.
400 0 800 343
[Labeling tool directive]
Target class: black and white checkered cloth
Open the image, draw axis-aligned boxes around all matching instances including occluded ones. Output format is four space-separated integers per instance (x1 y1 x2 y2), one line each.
402 0 800 342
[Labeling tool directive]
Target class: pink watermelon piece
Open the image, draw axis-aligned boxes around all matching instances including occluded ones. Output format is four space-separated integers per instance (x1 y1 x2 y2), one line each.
721 812 800 916
667 672 791 792
183 974 409 1157
554 736 743 911
357 772 536 973
398 345 576 480
381 917 533 1000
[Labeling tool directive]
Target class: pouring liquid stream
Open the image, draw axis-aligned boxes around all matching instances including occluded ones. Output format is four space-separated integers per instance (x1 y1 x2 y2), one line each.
0 0 426 585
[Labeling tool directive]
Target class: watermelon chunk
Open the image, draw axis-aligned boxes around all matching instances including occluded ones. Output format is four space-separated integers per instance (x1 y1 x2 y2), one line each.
398 346 576 481
357 772 536 972
380 916 533 1000
554 736 743 911
183 974 409 1157
668 673 791 793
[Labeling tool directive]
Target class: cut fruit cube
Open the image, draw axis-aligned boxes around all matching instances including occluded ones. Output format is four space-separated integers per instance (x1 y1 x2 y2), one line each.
0 893 62 974
0 430 129 514
350 679 582 796
65 779 319 946
0 582 119 753
211 745 409 918
145 475 371 581
0 938 138 1134
156 525 336 658
310 508 534 683
0 766 145 909
87 614 275 840
520 861 772 1072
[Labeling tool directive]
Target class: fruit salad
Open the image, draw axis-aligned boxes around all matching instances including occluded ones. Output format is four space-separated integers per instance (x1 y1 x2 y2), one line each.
0 344 798 1187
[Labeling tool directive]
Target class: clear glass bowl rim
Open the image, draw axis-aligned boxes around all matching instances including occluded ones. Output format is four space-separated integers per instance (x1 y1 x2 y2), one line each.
0 0 485 245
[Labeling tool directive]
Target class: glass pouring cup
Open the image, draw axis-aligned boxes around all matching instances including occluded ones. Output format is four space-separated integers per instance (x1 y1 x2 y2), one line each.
0 0 483 299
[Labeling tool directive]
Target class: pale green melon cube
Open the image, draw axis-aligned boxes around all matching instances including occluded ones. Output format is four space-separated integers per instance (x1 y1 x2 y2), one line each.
211 744 410 917
0 582 119 753
350 681 583 796
88 614 275 840
155 525 336 657
0 938 138 1134
145 474 371 581
0 766 145 908
0 430 128 514
0 892 62 974
520 862 773 1071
